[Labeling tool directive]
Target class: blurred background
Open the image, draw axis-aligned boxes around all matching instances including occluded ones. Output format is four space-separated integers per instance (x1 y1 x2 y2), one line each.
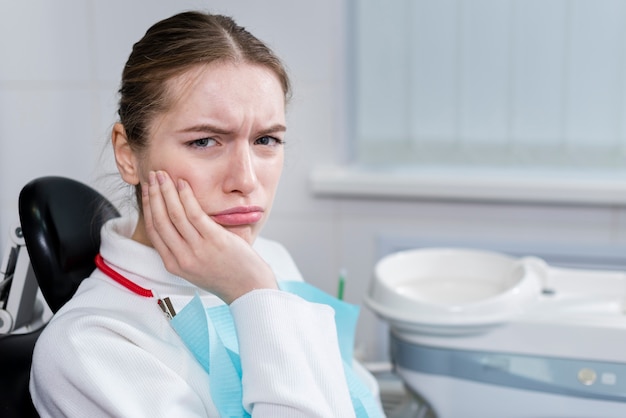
3 0 626 368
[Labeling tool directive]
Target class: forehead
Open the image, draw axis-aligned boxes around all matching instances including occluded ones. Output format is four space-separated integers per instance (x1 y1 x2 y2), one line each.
164 61 285 117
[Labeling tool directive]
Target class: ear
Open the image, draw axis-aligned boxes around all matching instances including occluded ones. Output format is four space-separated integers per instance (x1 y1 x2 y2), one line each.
112 123 141 185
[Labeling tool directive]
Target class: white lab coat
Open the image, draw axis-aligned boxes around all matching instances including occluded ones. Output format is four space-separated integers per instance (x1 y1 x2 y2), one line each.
30 217 357 417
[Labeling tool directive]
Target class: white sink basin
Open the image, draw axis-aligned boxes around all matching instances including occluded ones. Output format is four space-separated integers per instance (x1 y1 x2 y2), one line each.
365 248 545 335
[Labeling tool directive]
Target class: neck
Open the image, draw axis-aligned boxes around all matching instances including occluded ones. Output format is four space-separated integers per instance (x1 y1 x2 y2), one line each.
131 214 153 247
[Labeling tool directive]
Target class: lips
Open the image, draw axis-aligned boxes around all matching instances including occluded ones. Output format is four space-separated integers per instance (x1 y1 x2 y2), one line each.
210 206 264 226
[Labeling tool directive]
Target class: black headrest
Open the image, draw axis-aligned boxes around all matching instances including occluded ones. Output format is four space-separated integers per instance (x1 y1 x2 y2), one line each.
18 176 120 312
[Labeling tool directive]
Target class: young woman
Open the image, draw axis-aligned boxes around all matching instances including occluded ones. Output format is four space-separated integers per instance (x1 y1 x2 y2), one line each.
29 10 381 418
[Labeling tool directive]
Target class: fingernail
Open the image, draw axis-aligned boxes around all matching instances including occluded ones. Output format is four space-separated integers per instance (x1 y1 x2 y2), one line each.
156 171 166 185
177 179 186 190
141 182 148 197
149 171 156 186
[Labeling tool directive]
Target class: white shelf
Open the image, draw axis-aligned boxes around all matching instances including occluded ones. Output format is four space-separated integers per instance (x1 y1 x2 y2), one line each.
309 165 626 206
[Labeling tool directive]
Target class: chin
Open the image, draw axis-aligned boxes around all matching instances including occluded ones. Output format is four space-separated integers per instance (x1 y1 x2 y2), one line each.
226 225 258 245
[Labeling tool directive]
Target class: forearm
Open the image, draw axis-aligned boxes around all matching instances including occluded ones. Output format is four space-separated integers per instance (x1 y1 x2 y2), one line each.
231 289 356 417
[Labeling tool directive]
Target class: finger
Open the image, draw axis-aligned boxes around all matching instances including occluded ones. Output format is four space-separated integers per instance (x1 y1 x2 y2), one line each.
141 177 174 260
147 171 187 255
155 171 202 246
176 178 222 241
146 171 203 275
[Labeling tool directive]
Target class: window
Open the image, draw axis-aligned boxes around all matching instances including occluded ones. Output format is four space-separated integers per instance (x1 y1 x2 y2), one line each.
351 0 626 171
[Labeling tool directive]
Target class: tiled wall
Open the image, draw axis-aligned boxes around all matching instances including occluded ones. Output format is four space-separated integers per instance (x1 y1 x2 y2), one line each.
2 0 626 362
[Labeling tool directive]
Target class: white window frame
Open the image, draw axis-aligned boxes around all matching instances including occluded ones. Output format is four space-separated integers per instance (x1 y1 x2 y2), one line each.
311 0 626 205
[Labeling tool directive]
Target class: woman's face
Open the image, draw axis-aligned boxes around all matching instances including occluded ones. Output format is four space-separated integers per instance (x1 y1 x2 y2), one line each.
122 62 286 245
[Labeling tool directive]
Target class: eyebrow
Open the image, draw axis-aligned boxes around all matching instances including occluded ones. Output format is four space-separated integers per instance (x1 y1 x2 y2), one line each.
178 123 287 136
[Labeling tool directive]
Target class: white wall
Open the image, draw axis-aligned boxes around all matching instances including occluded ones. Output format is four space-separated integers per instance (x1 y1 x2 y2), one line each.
2 0 626 362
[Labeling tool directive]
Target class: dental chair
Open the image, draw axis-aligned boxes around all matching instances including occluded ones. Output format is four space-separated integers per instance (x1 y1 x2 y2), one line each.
0 176 120 417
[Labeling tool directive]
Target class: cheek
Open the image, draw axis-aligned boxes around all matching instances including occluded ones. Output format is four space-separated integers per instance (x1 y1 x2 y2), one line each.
274 159 283 190
134 150 168 182
141 149 197 181
265 159 284 191
190 185 216 212
182 171 219 210
255 164 283 217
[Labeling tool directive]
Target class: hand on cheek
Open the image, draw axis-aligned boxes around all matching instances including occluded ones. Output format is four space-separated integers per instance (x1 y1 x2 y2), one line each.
141 170 278 304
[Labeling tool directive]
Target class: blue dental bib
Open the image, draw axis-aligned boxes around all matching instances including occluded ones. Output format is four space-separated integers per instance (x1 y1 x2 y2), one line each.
170 281 383 417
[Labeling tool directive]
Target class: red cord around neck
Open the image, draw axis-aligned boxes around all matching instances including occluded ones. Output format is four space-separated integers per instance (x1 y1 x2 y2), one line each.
95 253 154 298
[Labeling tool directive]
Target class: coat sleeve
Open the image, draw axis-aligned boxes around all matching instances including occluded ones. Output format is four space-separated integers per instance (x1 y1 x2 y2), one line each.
231 289 356 418
30 305 213 417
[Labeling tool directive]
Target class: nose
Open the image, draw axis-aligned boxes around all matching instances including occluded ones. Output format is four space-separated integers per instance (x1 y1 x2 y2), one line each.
223 142 258 195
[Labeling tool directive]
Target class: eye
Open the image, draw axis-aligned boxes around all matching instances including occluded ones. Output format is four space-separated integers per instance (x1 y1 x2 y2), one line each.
255 136 284 146
187 138 217 148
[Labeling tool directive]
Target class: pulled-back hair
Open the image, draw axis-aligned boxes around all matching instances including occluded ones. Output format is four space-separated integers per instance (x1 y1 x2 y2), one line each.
118 11 291 152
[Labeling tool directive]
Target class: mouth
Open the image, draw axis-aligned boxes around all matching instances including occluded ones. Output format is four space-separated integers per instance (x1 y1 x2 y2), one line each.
210 206 264 226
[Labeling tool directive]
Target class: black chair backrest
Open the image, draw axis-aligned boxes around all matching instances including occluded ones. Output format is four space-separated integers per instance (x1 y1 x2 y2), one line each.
0 176 120 418
18 176 120 313
0 329 43 418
